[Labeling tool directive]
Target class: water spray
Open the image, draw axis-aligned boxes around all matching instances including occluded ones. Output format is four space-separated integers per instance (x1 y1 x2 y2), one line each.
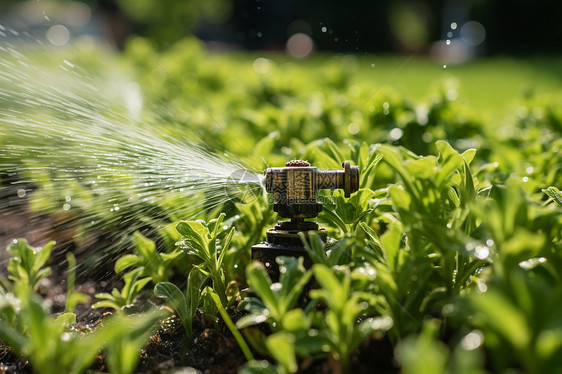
252 160 359 278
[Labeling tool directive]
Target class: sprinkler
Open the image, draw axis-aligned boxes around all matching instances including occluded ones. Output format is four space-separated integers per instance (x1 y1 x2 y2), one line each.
252 160 359 279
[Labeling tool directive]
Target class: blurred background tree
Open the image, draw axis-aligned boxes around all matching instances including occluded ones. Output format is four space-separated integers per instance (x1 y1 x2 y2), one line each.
0 0 560 55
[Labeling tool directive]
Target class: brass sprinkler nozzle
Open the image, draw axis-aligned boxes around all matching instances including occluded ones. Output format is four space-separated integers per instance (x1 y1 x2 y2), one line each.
264 160 359 220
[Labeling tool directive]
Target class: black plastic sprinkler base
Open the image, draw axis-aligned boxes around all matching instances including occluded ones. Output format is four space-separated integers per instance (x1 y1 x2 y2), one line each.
251 220 326 282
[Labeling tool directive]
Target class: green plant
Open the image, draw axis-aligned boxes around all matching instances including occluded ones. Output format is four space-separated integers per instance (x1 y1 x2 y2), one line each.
102 310 164 374
0 285 103 374
310 264 394 373
153 268 203 340
299 232 349 267
175 213 235 307
544 186 562 208
237 257 312 332
7 239 54 290
94 268 152 310
240 332 299 374
115 231 183 284
64 253 89 313
395 320 486 374
208 289 254 362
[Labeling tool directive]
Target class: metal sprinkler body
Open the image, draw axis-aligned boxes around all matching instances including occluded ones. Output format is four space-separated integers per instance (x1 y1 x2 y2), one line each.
252 160 359 279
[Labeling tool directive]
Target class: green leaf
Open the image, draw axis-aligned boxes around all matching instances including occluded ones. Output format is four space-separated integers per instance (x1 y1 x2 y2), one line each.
154 281 190 337
114 254 140 273
33 241 54 273
461 148 477 164
0 320 26 353
381 222 402 270
544 186 562 208
255 132 278 157
209 291 254 361
359 222 385 262
236 313 269 329
311 265 345 307
132 232 157 263
281 309 309 332
246 261 277 317
55 312 77 328
469 290 531 351
395 320 449 374
266 332 298 374
357 316 393 341
239 360 280 374
176 220 209 250
436 140 464 186
102 310 163 374
501 230 545 263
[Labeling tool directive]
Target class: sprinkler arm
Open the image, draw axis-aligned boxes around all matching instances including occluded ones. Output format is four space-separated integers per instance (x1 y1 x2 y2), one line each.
264 160 359 220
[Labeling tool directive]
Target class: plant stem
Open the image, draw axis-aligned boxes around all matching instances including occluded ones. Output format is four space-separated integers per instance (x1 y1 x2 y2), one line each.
209 291 254 362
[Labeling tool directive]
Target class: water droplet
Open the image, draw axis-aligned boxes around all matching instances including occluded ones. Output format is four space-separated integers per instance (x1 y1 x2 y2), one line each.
522 176 529 182
286 33 314 58
461 331 484 351
447 31 453 38
446 39 451 45
65 195 71 202
253 57 270 74
17 189 26 197
422 132 433 143
46 25 70 46
347 123 360 135
389 128 404 141
485 239 494 247
477 279 488 292
63 203 71 211
474 245 489 260
451 22 458 30
443 64 447 69
370 63 375 68
321 27 327 33
257 32 262 38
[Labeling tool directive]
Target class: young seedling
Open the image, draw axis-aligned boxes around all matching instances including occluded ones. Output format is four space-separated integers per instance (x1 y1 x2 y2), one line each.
153 267 203 340
94 268 152 310
237 256 312 332
7 239 54 291
64 253 89 314
101 310 164 374
175 213 235 307
310 264 393 373
115 231 184 284
0 285 103 374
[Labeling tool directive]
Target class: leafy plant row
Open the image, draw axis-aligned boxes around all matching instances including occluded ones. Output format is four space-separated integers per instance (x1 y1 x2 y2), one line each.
2 138 561 373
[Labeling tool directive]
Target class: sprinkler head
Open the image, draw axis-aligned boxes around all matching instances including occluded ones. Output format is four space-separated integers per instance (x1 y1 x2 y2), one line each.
264 160 359 220
252 160 359 281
